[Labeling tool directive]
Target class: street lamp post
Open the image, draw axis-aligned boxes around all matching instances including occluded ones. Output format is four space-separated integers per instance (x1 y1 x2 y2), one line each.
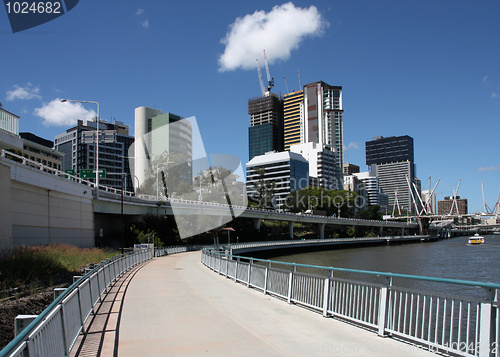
61 99 100 197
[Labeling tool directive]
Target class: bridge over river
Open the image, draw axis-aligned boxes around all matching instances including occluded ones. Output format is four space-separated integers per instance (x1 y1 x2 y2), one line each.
0 151 418 248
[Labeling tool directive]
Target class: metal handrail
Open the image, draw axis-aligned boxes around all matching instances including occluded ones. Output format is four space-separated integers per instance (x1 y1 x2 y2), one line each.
206 249 500 290
202 248 500 357
0 249 153 357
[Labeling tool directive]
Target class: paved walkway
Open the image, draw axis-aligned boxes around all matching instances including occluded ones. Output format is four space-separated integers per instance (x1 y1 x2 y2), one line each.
74 251 439 357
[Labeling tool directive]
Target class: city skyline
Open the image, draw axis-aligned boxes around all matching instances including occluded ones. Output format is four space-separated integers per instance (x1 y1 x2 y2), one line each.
1 1 499 213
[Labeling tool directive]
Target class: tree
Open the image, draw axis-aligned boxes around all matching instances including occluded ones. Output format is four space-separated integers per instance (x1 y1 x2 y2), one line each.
284 186 358 217
356 205 382 220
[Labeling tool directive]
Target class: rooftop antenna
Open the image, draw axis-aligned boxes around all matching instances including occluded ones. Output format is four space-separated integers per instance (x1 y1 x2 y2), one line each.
284 77 290 93
263 50 274 92
297 70 302 88
256 59 266 96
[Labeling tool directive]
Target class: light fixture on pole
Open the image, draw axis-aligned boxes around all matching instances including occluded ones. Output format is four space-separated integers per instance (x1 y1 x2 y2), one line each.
61 99 100 197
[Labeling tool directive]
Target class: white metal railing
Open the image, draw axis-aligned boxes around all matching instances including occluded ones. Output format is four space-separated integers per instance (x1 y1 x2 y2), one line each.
229 235 432 253
202 249 500 357
154 245 203 257
0 149 135 197
0 249 153 357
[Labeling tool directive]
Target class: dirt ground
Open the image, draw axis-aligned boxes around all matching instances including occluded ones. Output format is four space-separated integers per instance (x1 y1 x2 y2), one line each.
0 284 70 350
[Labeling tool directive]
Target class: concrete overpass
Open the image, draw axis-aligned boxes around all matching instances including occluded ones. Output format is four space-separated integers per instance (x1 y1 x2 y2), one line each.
0 151 417 248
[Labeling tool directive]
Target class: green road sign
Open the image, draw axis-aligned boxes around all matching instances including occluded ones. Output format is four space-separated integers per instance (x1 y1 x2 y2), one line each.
80 169 94 178
65 169 76 177
79 169 106 179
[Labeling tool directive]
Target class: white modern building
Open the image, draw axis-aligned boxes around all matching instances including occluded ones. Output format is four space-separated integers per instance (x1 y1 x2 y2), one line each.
246 151 309 209
302 81 344 185
353 172 380 207
289 142 338 189
134 106 192 195
421 190 437 215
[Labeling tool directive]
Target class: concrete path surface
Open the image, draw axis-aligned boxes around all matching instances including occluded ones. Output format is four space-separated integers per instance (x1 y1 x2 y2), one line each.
77 251 440 356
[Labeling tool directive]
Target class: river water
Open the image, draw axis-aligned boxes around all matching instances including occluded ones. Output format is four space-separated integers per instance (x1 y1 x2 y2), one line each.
267 235 500 299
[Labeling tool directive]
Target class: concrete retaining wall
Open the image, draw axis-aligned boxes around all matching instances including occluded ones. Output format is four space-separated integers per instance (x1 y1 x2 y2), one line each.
0 163 12 249
2 159 95 247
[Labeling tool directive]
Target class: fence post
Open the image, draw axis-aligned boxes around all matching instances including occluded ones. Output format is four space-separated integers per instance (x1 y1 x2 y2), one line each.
247 259 252 287
378 276 392 337
478 288 497 357
264 261 270 295
322 270 333 317
225 254 229 277
287 265 296 304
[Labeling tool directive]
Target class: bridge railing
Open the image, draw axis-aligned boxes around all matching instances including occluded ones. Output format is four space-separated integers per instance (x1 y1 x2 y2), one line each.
0 249 153 357
0 149 135 197
154 245 203 257
202 248 500 357
228 235 431 252
1 149 416 229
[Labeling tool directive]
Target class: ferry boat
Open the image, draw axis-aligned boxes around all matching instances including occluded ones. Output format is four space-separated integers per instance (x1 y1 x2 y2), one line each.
468 233 485 244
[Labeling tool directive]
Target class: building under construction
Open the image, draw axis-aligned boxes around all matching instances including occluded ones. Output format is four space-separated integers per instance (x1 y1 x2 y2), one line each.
248 93 284 160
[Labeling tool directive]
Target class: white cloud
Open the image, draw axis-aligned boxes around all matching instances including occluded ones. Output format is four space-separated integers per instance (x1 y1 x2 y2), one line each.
482 75 488 83
478 165 500 172
6 83 42 101
34 98 96 127
492 92 499 99
218 2 326 72
136 8 149 29
346 142 360 150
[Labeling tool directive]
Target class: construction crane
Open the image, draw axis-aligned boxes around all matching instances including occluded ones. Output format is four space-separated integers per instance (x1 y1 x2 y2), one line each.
256 59 266 96
284 77 290 93
263 50 274 92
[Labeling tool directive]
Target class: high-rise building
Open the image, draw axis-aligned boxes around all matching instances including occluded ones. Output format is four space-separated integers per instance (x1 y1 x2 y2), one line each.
303 81 344 186
366 135 414 165
55 119 134 191
283 90 303 150
366 135 419 214
134 106 192 195
248 93 284 160
353 172 380 207
246 151 308 209
289 142 338 189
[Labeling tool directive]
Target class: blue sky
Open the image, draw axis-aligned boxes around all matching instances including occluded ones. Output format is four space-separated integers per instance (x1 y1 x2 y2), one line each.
1 0 499 214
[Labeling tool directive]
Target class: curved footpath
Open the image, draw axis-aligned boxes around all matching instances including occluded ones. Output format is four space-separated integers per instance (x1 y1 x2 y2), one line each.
74 251 439 357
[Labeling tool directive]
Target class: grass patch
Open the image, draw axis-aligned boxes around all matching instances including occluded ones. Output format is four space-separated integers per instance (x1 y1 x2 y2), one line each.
0 244 118 296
